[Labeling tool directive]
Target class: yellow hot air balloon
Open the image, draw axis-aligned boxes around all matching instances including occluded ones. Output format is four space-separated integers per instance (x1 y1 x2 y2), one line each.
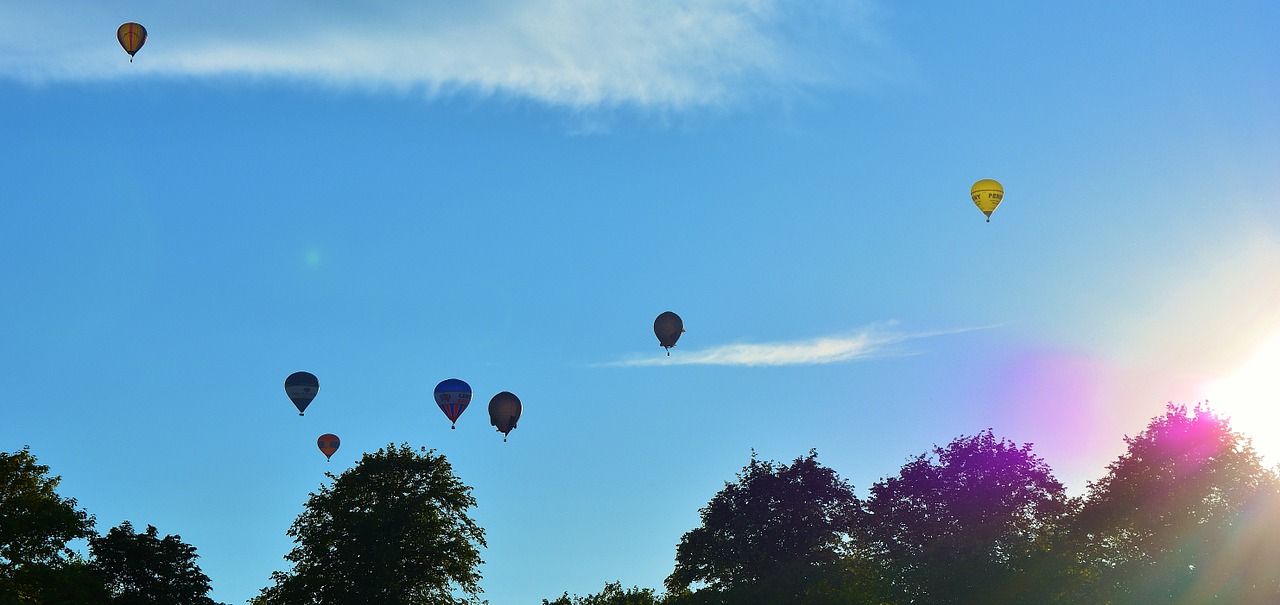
970 179 1003 222
117 22 147 62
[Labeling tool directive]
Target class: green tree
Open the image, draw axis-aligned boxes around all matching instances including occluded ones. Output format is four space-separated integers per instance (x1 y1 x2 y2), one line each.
861 429 1068 605
0 557 111 605
1073 403 1280 604
89 521 218 605
0 448 95 570
254 444 486 605
664 451 867 604
542 581 662 605
0 447 99 604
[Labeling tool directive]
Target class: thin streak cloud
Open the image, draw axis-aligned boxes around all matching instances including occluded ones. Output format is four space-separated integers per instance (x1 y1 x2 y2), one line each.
609 324 993 367
0 0 890 109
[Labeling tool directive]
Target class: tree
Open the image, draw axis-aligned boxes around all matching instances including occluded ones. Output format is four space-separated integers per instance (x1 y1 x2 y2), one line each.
0 557 111 605
664 451 864 604
0 447 99 604
542 581 662 605
255 444 486 605
1073 403 1280 604
89 521 218 605
861 429 1068 604
0 448 95 570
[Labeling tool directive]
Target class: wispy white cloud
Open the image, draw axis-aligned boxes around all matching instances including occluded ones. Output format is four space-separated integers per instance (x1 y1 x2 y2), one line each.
608 323 993 367
0 0 889 109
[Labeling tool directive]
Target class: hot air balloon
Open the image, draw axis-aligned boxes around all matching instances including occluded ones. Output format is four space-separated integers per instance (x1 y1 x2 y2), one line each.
654 311 685 355
488 391 522 442
317 433 340 462
970 179 1004 222
434 378 472 429
285 371 319 416
117 22 147 62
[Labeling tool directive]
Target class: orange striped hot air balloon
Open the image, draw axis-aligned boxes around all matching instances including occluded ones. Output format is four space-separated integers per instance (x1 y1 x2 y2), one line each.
117 22 147 62
317 434 340 462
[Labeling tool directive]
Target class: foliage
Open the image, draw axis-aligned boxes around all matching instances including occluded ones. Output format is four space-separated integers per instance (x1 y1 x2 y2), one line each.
89 521 218 605
542 581 662 605
0 447 95 569
665 450 864 603
1073 403 1280 604
254 444 486 605
0 447 99 604
861 429 1068 604
663 556 902 605
0 557 111 605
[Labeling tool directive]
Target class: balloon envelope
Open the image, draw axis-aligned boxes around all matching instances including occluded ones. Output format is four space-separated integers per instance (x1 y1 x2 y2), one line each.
654 311 684 354
117 22 147 61
317 434 340 461
488 391 522 442
434 378 472 429
970 179 1004 221
285 371 319 416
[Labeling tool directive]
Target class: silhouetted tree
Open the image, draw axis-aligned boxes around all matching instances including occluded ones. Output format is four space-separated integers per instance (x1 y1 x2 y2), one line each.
89 521 218 605
1073 403 1280 604
664 451 867 604
254 444 486 605
795 556 905 605
861 429 1068 604
0 447 100 604
542 581 662 605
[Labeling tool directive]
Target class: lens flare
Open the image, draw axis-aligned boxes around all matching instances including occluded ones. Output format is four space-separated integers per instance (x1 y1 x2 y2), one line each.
1203 332 1280 464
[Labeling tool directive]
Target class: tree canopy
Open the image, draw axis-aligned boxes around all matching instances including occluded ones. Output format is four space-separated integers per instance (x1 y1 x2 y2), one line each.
665 451 862 603
89 521 218 605
1074 403 1280 604
543 581 662 605
0 447 99 604
861 429 1068 604
9 401 1280 605
254 443 486 605
0 447 95 570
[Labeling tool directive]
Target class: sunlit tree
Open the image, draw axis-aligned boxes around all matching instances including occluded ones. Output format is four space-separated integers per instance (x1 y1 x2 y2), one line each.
0 447 102 604
1073 403 1280 604
254 444 485 605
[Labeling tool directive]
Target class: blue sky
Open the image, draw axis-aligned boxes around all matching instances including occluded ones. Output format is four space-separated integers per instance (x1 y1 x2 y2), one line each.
2 1 1279 603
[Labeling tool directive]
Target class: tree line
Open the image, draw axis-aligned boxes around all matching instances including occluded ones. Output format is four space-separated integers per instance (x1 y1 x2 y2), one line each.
547 404 1280 605
0 448 223 604
5 403 1279 604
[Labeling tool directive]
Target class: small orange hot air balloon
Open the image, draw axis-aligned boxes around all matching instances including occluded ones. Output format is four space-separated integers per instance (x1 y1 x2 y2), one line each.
117 22 147 62
317 434 340 462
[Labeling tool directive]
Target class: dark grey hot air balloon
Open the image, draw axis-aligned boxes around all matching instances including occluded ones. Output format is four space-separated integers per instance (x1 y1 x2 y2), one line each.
285 371 319 416
654 311 685 355
488 391 522 442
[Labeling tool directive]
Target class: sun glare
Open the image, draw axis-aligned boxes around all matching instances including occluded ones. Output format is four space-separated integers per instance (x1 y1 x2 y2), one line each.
1203 332 1280 465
